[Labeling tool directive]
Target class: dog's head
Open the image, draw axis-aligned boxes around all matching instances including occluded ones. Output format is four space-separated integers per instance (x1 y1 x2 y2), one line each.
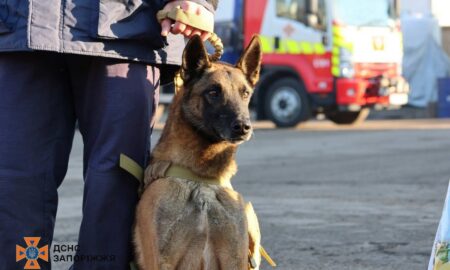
179 35 262 144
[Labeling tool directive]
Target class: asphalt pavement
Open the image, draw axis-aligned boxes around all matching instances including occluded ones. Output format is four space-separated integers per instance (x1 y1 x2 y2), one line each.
52 119 450 270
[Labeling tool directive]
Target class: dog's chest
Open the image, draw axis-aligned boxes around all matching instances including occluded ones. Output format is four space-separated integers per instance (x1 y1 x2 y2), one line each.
161 177 243 215
156 177 247 240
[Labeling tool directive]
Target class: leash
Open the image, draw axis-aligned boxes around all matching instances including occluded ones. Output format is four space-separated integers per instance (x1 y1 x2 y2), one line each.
119 154 144 182
156 5 224 62
157 5 224 94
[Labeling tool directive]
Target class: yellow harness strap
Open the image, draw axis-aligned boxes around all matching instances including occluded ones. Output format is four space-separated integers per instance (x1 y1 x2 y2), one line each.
119 154 144 182
119 155 276 268
248 247 276 268
165 164 276 267
260 246 276 267
164 164 230 186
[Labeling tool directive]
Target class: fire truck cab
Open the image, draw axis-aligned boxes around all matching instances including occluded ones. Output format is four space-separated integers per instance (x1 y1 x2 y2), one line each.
215 0 409 127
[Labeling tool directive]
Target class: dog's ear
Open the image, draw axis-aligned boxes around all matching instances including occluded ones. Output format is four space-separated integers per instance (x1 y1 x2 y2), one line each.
181 35 211 82
236 35 262 87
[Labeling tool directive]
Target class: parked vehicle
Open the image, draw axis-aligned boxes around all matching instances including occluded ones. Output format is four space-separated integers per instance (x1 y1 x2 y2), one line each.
215 0 409 127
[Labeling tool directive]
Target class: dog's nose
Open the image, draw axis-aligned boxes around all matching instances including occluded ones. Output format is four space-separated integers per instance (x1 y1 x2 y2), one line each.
231 119 252 135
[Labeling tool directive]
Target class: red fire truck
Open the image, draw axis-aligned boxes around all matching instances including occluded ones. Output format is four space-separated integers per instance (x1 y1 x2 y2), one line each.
215 0 409 127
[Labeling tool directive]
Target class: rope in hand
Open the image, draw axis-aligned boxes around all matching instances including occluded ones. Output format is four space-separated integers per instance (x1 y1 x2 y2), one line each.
156 5 224 61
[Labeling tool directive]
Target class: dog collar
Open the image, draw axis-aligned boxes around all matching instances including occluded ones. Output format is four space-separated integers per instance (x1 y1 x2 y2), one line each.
119 154 231 187
164 164 230 187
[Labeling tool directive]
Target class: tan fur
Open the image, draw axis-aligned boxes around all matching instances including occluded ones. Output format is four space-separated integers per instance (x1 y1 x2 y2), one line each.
134 36 262 270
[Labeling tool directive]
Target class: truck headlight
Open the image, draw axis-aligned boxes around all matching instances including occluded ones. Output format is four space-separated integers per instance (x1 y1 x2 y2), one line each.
339 48 354 78
340 62 355 78
339 48 352 62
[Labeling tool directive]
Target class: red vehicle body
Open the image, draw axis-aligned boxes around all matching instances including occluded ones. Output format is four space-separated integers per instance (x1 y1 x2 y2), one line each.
215 0 409 126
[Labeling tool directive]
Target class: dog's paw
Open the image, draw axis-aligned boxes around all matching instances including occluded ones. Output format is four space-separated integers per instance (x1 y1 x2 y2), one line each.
143 161 172 188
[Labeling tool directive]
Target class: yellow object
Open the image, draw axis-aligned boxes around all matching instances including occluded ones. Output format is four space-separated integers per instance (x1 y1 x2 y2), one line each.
330 25 358 76
119 154 144 182
259 35 326 55
436 263 450 270
260 246 277 267
331 55 340 66
174 71 184 93
260 36 274 53
434 242 450 270
332 66 340 76
299 42 313 54
332 46 339 55
313 43 326 55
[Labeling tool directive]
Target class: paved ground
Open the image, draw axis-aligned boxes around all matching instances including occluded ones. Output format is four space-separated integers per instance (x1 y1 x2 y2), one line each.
53 119 450 269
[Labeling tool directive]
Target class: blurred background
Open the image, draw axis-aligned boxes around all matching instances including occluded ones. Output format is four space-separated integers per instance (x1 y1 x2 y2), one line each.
159 0 450 127
52 1 450 269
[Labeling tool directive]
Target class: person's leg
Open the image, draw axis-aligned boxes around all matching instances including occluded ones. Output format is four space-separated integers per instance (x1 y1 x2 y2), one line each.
67 55 160 270
0 52 75 270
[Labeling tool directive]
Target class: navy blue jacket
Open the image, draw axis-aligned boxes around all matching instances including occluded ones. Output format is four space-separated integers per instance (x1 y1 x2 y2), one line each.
0 0 217 71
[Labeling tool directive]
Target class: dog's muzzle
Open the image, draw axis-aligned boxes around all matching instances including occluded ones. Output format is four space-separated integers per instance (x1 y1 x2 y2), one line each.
230 118 252 142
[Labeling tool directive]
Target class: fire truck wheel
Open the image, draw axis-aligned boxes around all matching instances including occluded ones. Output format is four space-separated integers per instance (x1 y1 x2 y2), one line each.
326 108 370 125
264 78 311 128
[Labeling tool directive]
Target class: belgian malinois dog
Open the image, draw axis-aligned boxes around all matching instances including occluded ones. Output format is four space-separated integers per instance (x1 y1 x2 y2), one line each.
134 35 262 270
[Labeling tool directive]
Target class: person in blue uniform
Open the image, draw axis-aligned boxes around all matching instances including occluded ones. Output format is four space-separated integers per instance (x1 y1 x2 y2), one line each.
0 0 218 269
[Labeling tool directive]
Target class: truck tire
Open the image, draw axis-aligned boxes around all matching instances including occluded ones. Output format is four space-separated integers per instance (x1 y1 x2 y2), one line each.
326 108 370 125
264 77 310 127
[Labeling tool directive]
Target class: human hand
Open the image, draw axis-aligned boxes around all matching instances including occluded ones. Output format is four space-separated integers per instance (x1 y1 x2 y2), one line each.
160 1 213 41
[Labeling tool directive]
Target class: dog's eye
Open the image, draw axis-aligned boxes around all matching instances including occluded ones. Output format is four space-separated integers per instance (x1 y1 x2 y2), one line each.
242 90 251 99
207 90 219 99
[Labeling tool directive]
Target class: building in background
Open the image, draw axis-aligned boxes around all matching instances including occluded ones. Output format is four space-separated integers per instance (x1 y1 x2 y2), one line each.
431 1 450 57
402 0 450 56
400 0 450 108
401 0 431 14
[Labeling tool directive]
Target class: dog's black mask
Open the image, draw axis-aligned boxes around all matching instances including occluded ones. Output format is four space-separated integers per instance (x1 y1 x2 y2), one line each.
180 35 262 144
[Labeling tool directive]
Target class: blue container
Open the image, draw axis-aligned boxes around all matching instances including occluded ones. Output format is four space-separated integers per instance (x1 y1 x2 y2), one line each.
438 78 450 118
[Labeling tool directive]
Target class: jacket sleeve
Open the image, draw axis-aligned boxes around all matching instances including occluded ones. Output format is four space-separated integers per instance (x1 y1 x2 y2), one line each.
164 0 218 14
187 0 218 13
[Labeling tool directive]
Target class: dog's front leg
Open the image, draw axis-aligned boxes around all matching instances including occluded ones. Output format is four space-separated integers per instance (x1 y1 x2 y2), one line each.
246 202 261 270
134 209 161 270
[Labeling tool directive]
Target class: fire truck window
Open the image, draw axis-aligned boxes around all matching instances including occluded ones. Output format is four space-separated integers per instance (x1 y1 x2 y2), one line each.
315 0 327 31
276 0 307 25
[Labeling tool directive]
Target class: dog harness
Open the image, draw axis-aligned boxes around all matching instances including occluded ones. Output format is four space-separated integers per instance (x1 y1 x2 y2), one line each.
120 154 276 268
164 164 231 186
